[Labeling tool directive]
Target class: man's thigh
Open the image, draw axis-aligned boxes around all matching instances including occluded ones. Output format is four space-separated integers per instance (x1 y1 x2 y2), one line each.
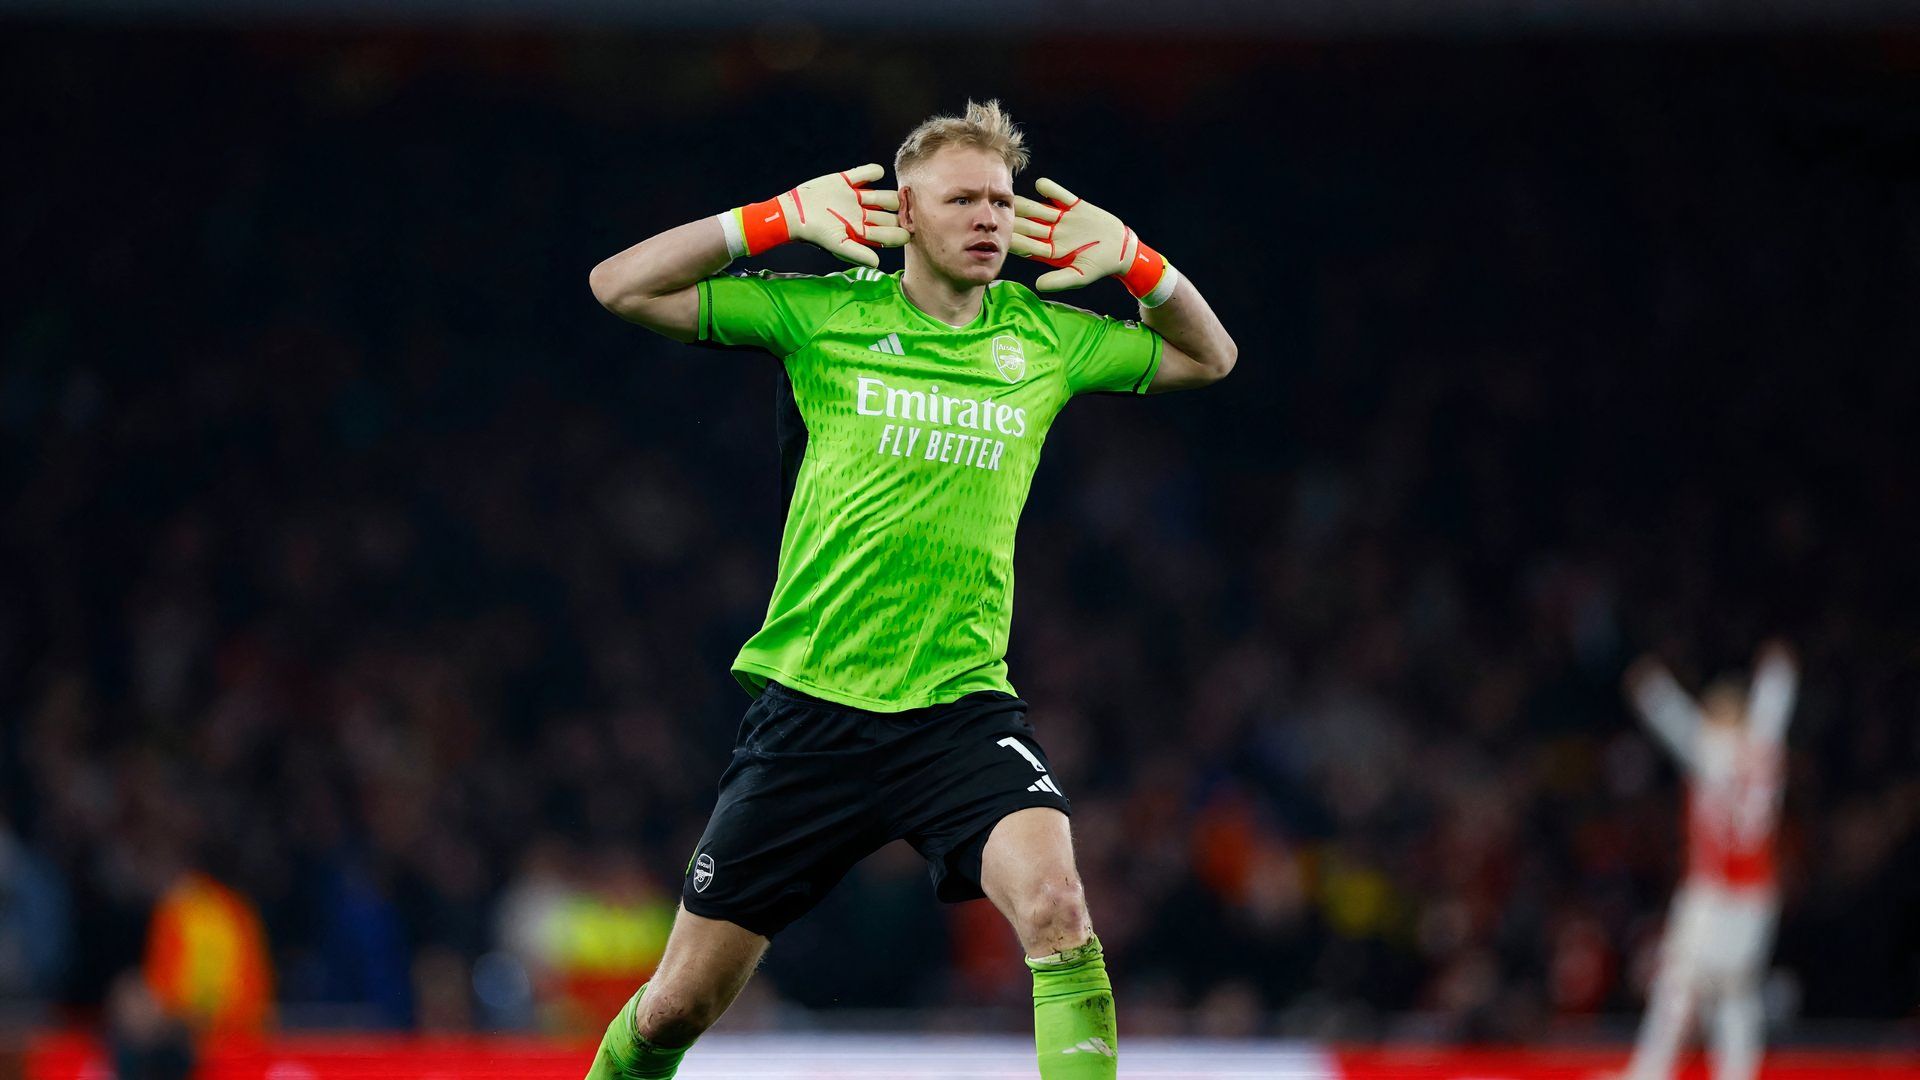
884 701 1071 905
1661 885 1714 969
682 688 888 938
1697 889 1779 984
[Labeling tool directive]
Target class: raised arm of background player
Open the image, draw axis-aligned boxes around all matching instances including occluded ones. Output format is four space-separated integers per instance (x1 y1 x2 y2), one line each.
1623 654 1705 773
589 164 908 341
1011 178 1237 392
1746 638 1799 745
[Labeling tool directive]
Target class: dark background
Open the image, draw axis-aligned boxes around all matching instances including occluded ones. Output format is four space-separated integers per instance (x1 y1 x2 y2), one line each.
2 16 1917 1043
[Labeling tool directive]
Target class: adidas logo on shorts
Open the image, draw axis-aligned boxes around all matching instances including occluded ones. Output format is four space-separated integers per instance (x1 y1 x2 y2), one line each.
998 736 1062 796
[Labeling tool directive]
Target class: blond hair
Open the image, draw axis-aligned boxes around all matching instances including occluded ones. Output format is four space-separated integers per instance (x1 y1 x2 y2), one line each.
894 99 1030 186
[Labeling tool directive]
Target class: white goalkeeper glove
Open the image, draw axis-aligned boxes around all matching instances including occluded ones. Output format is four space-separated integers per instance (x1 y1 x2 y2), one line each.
717 163 909 268
1010 178 1180 306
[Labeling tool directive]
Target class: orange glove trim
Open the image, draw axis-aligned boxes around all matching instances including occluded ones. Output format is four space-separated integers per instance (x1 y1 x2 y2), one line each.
1117 232 1170 300
739 195 791 256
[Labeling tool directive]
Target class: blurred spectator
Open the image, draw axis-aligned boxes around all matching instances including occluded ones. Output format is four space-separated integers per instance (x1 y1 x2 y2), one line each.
106 972 193 1080
143 871 274 1034
494 843 674 1031
0 817 70 1006
312 855 412 1028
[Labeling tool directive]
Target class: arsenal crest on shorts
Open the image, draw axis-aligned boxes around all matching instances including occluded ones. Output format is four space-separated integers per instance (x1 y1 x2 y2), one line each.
991 335 1026 382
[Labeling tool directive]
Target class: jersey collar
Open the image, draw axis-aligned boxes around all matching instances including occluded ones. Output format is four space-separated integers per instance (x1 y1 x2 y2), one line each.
895 271 991 331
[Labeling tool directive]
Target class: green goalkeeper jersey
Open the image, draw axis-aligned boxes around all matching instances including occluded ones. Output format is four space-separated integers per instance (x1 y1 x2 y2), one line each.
696 267 1163 711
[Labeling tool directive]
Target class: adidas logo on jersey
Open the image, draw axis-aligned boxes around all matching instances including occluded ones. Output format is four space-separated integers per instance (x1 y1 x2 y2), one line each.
1028 775 1062 795
868 332 905 356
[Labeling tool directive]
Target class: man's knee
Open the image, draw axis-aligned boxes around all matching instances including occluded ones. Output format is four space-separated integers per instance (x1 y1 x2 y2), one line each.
635 986 729 1048
1016 877 1092 954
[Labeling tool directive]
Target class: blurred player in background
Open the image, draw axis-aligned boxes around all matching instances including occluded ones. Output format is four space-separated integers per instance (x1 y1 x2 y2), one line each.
581 100 1236 1079
1618 640 1799 1080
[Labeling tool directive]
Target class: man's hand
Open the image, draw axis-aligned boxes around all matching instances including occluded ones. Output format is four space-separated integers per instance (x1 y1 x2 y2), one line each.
1010 178 1179 306
1754 637 1797 671
1622 654 1667 698
719 164 909 268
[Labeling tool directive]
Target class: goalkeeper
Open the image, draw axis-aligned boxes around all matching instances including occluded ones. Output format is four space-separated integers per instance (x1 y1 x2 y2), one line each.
584 99 1236 1080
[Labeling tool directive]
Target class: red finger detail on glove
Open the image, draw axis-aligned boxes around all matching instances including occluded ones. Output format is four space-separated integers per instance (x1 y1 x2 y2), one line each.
1034 239 1097 272
740 195 790 256
827 208 872 247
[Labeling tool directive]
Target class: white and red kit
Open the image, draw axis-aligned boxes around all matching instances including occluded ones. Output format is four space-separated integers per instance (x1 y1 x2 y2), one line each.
1625 653 1797 1080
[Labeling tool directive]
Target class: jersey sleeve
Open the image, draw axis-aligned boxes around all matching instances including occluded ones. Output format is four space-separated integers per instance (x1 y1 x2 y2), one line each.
1047 302 1165 395
696 270 854 357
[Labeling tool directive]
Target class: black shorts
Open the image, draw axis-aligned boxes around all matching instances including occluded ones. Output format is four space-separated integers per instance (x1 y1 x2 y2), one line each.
680 681 1072 938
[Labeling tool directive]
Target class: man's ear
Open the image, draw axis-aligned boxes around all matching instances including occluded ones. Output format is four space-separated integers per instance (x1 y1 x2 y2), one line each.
898 185 916 233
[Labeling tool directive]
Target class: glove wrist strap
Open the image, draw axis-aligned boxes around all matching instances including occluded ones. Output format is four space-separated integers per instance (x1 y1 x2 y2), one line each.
716 209 747 260
718 195 791 260
1137 262 1180 307
1118 235 1178 307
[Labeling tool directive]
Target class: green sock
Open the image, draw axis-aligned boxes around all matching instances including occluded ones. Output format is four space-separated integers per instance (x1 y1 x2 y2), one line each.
1026 934 1118 1079
584 985 689 1080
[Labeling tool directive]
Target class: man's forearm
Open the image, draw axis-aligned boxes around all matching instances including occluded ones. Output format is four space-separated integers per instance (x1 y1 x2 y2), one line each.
1748 650 1798 744
1142 276 1237 377
590 165 902 341
589 217 733 324
1630 666 1703 771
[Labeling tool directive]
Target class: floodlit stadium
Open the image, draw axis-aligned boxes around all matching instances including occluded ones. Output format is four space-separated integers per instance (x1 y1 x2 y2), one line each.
2 1 1916 1079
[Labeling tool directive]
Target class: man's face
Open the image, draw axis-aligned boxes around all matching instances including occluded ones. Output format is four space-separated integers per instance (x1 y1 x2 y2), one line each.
1703 685 1747 730
901 145 1015 288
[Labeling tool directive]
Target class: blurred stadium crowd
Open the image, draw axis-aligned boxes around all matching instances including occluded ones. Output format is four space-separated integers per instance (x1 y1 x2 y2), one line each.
2 25 1916 1045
